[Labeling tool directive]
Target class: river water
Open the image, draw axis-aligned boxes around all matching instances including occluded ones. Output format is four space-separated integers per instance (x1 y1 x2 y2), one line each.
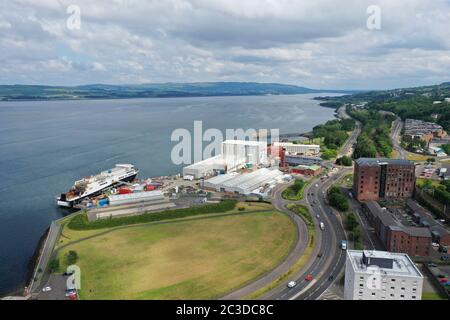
0 93 338 295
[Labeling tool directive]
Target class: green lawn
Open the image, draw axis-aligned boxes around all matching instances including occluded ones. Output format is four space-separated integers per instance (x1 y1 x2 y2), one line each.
282 180 308 201
421 292 446 300
56 210 296 300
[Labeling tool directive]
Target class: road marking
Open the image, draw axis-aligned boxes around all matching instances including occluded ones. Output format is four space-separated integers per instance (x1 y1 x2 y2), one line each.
289 279 317 300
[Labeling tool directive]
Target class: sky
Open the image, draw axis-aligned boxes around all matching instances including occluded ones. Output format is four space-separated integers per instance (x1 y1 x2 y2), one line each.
0 0 449 90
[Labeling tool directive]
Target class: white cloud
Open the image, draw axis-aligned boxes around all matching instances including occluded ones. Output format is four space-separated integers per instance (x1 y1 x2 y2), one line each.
0 0 449 89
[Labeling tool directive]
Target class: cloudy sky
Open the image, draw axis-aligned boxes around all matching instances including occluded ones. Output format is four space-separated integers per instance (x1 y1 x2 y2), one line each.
1 0 449 89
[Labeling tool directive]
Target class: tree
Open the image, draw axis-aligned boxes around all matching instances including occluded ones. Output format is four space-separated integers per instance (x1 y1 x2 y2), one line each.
336 156 352 166
346 212 359 230
48 258 60 273
65 250 78 265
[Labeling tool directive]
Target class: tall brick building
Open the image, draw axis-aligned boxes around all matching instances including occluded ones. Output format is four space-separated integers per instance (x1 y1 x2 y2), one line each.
353 158 416 202
362 202 432 257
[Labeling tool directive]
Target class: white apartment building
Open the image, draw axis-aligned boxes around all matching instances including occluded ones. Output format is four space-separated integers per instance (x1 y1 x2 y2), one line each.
344 250 423 300
273 142 320 156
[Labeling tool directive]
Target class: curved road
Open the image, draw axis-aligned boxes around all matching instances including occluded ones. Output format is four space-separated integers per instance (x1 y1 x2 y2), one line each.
265 168 350 300
221 184 309 299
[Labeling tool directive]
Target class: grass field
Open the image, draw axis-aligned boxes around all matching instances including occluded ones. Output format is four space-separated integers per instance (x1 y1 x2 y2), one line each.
421 292 446 300
56 209 296 300
406 153 430 162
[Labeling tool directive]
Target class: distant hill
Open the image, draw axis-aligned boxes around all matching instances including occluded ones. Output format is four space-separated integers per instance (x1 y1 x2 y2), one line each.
0 82 357 101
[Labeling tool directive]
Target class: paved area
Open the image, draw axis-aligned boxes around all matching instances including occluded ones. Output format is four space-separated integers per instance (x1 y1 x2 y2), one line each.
35 274 69 300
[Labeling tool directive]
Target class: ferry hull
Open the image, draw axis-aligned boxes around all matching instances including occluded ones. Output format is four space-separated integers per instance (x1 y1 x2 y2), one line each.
57 172 138 208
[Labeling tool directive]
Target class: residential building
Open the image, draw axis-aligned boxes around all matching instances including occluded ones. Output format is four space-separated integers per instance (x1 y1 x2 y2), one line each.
362 201 432 257
406 199 450 246
353 158 415 202
403 118 447 143
344 250 423 300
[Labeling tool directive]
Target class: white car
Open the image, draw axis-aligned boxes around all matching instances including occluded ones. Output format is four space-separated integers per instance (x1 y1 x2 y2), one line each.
42 286 52 292
287 281 297 288
316 214 320 219
432 242 440 247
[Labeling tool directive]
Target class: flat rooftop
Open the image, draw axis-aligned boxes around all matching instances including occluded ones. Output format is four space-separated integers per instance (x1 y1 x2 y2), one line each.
222 140 267 146
355 158 413 167
347 250 423 278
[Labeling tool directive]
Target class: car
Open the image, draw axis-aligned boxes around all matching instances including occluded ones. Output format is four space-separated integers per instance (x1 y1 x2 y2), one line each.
328 275 334 281
317 253 323 258
441 256 449 261
428 263 438 268
316 214 320 219
42 286 52 292
287 281 297 288
305 274 314 281
67 294 77 300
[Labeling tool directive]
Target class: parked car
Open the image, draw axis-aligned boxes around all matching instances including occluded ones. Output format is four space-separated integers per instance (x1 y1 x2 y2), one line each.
287 281 297 288
42 286 52 292
428 263 438 268
441 256 449 261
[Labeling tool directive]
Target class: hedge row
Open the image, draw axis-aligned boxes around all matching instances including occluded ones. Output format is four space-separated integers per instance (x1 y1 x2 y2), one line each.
67 200 237 230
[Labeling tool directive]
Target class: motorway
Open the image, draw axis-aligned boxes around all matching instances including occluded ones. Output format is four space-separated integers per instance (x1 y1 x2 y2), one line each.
262 109 362 300
265 168 350 300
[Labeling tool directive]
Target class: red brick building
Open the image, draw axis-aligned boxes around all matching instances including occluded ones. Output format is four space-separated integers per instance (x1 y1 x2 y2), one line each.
354 158 416 202
363 201 432 257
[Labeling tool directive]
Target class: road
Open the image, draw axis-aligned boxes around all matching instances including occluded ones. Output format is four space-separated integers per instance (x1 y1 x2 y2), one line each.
264 168 349 300
260 109 362 300
391 117 406 159
338 106 362 158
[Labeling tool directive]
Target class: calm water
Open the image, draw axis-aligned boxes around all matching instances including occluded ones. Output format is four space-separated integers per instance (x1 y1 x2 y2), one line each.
0 93 337 295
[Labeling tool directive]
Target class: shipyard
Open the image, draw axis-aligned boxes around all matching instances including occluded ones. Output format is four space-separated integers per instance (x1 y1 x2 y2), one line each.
55 138 328 221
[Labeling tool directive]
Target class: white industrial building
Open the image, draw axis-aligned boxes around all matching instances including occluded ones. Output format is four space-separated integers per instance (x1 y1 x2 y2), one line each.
182 155 227 179
273 142 320 155
108 190 165 206
183 140 268 179
344 250 423 300
203 168 284 195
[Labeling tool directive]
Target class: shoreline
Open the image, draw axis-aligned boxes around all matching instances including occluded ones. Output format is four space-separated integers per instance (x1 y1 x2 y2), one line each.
0 226 49 298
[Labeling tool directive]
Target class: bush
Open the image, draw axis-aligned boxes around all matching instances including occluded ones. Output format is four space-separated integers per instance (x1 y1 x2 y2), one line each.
328 186 349 211
65 250 78 265
336 156 352 166
282 179 307 201
68 200 237 230
48 258 60 273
